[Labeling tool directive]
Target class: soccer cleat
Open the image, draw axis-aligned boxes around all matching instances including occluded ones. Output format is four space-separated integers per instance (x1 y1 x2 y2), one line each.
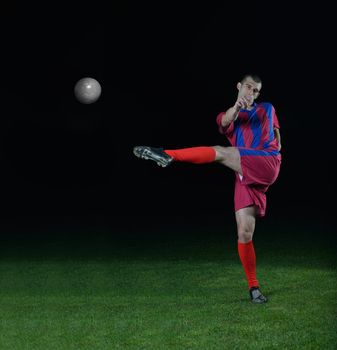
249 287 268 304
133 146 173 167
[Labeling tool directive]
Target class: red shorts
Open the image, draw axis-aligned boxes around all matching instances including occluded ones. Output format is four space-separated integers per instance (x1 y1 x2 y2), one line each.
234 151 281 217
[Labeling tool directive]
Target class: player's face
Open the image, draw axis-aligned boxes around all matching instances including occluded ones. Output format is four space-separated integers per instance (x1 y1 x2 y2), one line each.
237 78 262 105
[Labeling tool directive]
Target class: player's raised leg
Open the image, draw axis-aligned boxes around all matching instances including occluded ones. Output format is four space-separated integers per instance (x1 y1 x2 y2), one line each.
213 146 242 175
133 145 242 174
235 206 267 303
133 146 216 167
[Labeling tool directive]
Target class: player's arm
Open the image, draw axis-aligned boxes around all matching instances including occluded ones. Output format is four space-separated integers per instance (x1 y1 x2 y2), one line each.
220 97 250 127
274 128 281 151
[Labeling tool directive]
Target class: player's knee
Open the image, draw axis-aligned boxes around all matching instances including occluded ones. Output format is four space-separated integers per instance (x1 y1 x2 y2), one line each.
237 228 253 243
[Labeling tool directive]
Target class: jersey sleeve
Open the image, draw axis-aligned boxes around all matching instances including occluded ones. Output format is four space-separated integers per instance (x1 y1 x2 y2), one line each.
272 105 280 129
216 112 234 136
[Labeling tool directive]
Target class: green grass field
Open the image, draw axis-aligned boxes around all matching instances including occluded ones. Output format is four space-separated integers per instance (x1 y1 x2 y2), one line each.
0 216 336 349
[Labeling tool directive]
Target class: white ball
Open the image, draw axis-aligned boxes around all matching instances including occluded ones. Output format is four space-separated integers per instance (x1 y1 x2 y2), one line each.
74 77 102 104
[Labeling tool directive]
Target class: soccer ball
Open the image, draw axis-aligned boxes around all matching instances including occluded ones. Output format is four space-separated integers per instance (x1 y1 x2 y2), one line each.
74 77 102 104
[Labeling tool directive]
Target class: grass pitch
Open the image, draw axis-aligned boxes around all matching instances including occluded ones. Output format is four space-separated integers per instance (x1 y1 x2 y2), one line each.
0 216 336 349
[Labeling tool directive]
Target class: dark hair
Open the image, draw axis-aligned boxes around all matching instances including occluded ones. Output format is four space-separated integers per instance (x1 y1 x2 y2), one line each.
241 74 262 84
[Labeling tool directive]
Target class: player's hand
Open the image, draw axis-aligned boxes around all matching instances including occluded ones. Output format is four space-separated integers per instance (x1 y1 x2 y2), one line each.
234 96 250 111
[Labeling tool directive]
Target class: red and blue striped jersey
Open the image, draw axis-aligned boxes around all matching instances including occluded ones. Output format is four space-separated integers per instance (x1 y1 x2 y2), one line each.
216 102 280 155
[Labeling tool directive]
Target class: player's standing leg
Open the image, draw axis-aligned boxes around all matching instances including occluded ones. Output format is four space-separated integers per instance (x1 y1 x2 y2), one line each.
133 145 268 303
235 206 267 303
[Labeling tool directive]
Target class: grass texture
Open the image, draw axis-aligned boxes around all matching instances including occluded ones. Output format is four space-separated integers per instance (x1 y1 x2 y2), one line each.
0 217 336 349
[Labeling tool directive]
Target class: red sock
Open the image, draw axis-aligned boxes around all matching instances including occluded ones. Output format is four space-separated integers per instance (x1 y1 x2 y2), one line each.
164 147 216 164
238 240 259 289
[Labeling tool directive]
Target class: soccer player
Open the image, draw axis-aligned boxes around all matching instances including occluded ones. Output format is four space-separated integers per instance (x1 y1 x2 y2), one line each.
133 74 281 303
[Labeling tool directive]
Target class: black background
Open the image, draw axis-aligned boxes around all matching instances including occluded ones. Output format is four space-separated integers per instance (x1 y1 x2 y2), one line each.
0 2 335 227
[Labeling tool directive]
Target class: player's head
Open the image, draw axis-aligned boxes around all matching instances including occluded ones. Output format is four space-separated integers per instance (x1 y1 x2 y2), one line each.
237 74 262 105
